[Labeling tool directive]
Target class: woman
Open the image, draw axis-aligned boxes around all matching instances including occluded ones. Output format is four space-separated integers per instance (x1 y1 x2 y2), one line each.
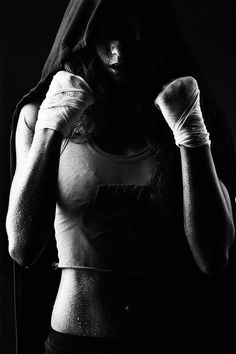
6 0 235 353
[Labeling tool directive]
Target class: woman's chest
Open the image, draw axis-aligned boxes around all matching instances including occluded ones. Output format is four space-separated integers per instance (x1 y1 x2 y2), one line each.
56 141 155 211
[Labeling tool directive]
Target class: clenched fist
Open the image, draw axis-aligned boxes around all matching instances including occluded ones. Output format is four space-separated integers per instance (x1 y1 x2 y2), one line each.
154 76 210 148
36 71 95 137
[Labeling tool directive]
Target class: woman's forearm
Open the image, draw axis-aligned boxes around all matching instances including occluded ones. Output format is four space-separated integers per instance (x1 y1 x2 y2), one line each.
6 129 63 267
180 145 235 275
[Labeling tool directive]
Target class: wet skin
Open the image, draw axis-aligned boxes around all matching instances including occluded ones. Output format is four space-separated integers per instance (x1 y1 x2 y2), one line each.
51 267 179 337
51 25 180 338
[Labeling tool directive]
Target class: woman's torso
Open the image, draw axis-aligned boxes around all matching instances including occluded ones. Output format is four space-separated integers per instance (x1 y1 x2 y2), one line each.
51 135 184 337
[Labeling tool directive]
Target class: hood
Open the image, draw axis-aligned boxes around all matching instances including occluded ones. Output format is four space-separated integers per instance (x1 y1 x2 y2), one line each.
12 0 168 118
10 0 170 176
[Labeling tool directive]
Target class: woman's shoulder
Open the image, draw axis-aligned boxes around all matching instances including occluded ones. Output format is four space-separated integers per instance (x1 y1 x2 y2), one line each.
18 99 42 126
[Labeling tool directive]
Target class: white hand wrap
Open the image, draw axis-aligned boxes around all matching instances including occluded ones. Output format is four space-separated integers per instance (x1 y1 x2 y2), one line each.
36 71 95 137
155 76 211 148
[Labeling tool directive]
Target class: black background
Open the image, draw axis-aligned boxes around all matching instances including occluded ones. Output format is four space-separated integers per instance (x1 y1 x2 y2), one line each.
1 1 235 353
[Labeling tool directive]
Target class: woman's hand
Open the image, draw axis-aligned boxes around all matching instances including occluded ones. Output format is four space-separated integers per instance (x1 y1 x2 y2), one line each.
154 76 210 148
36 71 95 137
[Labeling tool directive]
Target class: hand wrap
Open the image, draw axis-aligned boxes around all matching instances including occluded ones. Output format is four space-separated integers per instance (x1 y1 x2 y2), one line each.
155 76 210 148
36 71 95 137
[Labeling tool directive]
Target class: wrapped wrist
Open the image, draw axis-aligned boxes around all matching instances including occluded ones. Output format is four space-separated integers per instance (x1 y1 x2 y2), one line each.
173 118 211 148
172 96 211 148
35 71 94 137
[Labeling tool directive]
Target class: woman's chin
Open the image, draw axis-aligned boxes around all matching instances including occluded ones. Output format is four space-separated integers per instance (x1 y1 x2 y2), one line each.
107 74 132 87
102 65 135 85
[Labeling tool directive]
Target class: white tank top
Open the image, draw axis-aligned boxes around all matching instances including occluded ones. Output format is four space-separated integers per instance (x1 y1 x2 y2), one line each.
54 138 171 272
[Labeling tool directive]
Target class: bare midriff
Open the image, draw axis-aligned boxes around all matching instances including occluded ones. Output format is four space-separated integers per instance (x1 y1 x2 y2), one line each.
51 266 178 338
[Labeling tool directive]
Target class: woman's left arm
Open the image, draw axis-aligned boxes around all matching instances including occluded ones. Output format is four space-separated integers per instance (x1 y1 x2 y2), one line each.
155 76 235 275
180 145 235 275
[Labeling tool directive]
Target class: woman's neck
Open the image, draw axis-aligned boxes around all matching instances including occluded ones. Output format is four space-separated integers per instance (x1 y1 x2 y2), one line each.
91 80 149 155
92 119 148 156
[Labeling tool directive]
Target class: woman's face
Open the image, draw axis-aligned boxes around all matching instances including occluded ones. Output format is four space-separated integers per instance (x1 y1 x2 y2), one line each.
94 20 144 85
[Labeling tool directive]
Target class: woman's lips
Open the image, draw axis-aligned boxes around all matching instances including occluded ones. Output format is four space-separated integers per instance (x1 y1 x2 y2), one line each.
108 63 125 73
110 62 121 68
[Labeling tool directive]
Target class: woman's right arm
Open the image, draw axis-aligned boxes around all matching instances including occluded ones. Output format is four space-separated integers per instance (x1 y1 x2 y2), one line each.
6 103 63 267
6 71 94 267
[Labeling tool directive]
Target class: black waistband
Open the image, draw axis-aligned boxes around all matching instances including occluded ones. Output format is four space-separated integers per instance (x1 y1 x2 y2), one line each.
45 328 148 354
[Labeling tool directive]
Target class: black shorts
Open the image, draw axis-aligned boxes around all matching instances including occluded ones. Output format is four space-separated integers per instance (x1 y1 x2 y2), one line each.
44 328 156 354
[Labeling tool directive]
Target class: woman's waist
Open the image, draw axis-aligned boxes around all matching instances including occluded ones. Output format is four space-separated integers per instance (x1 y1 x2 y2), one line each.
51 267 184 337
56 267 181 298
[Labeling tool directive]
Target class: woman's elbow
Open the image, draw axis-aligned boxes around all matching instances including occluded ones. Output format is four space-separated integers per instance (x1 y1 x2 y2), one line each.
199 255 229 276
8 244 31 268
6 217 37 268
8 237 44 268
196 238 233 276
194 220 235 276
7 230 29 268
